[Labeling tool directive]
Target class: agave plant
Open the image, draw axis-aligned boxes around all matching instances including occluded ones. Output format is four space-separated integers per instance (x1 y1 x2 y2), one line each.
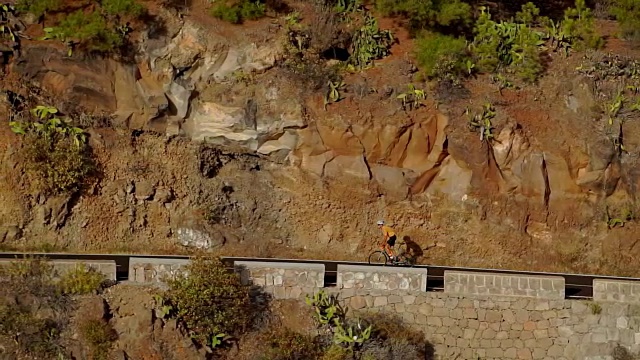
333 319 372 349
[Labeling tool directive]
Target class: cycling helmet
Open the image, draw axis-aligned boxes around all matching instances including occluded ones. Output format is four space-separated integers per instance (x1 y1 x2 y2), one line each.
377 220 384 225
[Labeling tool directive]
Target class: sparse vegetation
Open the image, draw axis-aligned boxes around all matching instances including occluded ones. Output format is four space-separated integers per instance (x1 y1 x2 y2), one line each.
587 301 603 314
468 102 496 143
610 0 640 42
397 84 426 111
79 318 117 360
57 264 106 295
9 105 94 195
560 0 604 51
15 0 60 19
375 0 472 35
0 258 69 359
210 0 266 24
349 13 394 69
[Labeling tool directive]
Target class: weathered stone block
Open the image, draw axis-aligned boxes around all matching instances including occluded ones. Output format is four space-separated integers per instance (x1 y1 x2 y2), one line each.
336 265 427 292
594 279 640 303
444 271 565 299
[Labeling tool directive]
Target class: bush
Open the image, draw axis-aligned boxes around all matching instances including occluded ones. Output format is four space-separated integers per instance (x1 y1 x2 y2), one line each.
165 256 253 347
15 0 61 18
11 106 95 195
57 264 105 295
0 258 69 358
350 13 394 69
101 0 144 17
51 10 125 52
211 0 266 24
357 313 428 360
471 6 545 82
374 0 472 34
259 328 321 360
414 31 469 82
79 318 117 360
561 0 604 50
610 0 640 41
21 134 94 195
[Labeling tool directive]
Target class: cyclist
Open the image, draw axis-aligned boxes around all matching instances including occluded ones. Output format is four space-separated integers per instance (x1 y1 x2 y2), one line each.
377 220 397 260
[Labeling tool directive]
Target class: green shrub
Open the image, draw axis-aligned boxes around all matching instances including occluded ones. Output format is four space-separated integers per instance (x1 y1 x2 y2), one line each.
79 318 117 360
610 0 640 41
0 258 68 358
15 0 61 18
515 2 541 25
50 10 125 52
358 313 427 360
471 6 545 82
57 264 105 295
561 0 604 50
165 256 253 347
10 106 94 195
414 31 469 82
101 0 143 17
211 0 266 24
259 328 321 360
320 345 351 360
374 0 472 34
350 13 394 69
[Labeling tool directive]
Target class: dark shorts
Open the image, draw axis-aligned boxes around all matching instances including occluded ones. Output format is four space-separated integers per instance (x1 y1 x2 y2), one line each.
387 235 397 247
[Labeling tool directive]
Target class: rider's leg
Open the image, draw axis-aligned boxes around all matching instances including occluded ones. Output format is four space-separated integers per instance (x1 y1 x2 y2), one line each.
385 243 394 259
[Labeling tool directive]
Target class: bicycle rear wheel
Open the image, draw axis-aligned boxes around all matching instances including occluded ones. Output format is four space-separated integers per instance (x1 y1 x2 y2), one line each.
368 251 389 265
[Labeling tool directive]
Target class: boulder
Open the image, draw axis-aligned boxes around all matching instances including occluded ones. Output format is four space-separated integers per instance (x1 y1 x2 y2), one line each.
323 155 371 182
134 180 156 201
176 228 224 249
183 101 259 150
257 131 298 161
371 165 411 200
165 80 192 119
424 156 473 200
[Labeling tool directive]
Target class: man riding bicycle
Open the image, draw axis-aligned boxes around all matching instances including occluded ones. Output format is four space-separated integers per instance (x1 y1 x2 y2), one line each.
377 220 397 260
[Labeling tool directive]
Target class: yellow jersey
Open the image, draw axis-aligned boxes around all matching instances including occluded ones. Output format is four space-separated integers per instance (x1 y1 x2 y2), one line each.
381 225 395 238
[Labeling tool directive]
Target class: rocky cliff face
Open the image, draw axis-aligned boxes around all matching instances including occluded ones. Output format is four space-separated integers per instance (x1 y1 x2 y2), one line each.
1 5 639 276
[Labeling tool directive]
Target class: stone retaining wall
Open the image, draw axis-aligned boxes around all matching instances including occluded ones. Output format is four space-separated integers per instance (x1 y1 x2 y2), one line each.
594 279 640 303
234 261 324 299
445 271 565 299
332 289 640 360
128 257 189 283
337 264 427 291
0 259 117 280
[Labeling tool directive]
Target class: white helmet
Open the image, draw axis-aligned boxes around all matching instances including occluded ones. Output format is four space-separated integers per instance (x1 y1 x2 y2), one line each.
377 220 384 225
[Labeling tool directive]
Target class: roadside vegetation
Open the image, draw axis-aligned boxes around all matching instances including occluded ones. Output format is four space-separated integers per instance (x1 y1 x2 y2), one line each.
9 105 95 195
0 258 108 359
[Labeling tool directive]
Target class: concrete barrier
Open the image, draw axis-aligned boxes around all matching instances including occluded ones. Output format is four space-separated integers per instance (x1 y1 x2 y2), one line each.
593 279 640 303
444 271 565 299
234 261 325 299
0 259 117 280
336 264 427 292
128 257 189 283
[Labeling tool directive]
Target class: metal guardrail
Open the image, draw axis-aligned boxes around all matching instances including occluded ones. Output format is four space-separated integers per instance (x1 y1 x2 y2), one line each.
1 252 639 299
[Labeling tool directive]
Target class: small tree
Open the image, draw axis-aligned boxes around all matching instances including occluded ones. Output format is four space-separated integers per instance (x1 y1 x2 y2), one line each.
610 0 640 42
165 257 252 347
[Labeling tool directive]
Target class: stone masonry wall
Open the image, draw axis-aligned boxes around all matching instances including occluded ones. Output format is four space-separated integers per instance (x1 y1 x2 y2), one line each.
128 257 189 283
0 259 117 280
445 271 565 299
234 261 324 299
594 279 640 303
331 289 640 360
337 264 427 291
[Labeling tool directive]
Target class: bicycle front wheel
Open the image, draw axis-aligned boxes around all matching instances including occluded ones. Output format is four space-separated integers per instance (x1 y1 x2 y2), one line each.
368 251 388 265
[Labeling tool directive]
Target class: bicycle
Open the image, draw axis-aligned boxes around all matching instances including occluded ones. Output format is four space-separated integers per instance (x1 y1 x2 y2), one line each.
367 245 415 266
